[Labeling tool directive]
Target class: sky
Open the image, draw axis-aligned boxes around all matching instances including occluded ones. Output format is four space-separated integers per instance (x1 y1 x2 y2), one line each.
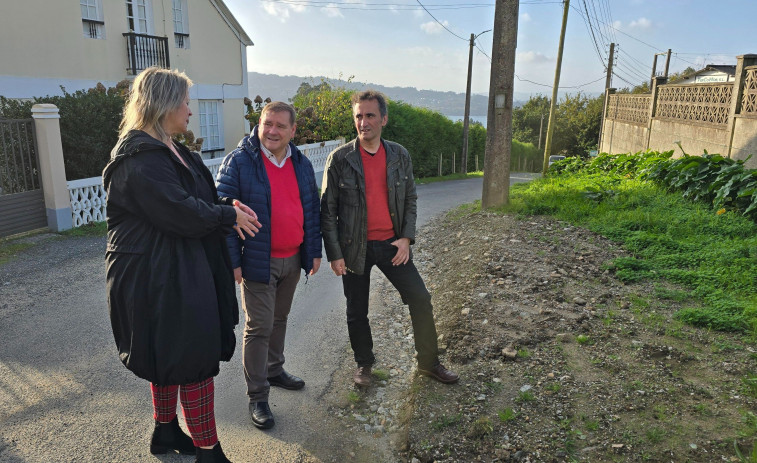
223 0 753 98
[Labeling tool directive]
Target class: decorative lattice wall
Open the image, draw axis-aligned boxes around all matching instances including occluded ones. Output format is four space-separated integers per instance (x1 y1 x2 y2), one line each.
656 83 732 125
741 66 757 115
606 94 651 125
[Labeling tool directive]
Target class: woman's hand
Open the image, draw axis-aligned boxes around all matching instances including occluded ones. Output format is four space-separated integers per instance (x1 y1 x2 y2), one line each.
233 201 261 240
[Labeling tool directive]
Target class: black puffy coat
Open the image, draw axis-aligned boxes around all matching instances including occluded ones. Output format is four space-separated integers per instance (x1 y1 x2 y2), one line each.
103 130 238 386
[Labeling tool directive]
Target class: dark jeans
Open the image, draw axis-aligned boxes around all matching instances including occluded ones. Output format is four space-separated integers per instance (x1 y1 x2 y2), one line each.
342 238 439 370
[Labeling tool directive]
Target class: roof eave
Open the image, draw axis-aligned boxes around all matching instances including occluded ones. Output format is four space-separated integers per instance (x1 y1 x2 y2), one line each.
210 0 254 46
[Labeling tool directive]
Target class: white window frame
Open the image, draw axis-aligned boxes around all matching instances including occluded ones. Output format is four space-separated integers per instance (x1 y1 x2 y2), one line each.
81 0 105 39
125 0 153 35
172 0 190 48
199 100 224 153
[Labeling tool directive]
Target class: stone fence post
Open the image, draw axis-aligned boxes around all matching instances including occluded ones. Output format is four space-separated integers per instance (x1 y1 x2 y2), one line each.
31 104 72 232
646 76 667 150
600 88 616 154
727 54 757 158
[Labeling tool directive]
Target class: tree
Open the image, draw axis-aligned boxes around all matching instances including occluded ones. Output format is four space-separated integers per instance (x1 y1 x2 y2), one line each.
512 95 549 146
512 93 603 158
552 92 603 156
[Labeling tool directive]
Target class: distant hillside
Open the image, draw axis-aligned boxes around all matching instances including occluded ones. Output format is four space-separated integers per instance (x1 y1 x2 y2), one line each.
248 72 504 117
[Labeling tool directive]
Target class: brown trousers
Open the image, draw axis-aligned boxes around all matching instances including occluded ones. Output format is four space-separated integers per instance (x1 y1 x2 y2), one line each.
241 253 301 402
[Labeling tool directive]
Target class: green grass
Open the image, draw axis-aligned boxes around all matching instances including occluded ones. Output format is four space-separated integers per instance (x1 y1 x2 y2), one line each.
372 369 390 381
431 413 461 430
498 407 517 422
416 171 483 185
0 240 34 265
742 373 757 398
347 391 361 404
546 383 561 393
515 390 535 403
499 174 757 334
468 417 494 439
61 221 107 237
645 427 666 444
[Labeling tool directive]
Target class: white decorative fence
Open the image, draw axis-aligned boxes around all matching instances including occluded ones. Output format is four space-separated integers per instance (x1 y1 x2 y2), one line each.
67 138 344 227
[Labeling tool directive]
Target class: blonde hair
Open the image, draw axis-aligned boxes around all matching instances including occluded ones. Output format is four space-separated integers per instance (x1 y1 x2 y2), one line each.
119 67 193 140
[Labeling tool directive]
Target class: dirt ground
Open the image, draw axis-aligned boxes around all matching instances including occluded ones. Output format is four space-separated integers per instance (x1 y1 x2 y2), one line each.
326 207 757 462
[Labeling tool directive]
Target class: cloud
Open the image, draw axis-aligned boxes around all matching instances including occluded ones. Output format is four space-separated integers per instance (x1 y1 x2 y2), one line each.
324 3 344 18
517 51 551 64
521 13 531 22
405 46 436 57
421 20 449 35
261 2 305 22
629 17 652 29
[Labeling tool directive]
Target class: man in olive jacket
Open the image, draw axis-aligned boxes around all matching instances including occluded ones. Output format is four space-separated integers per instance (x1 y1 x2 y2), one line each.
320 90 459 387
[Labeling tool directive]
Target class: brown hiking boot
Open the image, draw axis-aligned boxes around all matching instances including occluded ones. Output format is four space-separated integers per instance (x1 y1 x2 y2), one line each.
353 366 372 387
418 363 459 384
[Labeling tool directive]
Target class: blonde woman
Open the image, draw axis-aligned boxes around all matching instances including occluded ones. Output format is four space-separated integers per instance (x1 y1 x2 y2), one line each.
103 67 260 463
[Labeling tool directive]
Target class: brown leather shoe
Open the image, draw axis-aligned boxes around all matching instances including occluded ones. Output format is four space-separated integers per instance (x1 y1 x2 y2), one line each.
418 363 459 384
353 366 372 387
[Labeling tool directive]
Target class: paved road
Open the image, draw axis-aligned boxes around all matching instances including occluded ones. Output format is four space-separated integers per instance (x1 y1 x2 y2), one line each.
0 174 535 463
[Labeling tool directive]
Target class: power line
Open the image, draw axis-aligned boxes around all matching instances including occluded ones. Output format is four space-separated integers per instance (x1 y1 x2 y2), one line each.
614 61 649 82
415 0 467 41
516 74 606 89
573 2 605 68
597 0 615 44
260 0 494 10
588 0 608 45
617 48 651 73
475 43 491 62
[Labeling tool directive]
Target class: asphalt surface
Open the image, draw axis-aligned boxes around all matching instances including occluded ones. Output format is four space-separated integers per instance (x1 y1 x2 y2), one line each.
0 174 536 463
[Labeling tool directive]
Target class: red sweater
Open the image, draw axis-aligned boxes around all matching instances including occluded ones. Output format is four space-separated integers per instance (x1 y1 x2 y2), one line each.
262 154 304 258
360 144 395 241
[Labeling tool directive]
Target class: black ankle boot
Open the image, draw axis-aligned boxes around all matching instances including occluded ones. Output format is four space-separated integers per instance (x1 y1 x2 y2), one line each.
149 416 195 455
195 442 233 463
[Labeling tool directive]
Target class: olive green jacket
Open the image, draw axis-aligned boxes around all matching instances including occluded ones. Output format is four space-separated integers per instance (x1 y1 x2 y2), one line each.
320 138 417 275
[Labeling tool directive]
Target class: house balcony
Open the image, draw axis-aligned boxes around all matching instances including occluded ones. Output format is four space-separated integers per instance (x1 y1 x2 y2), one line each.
123 32 170 75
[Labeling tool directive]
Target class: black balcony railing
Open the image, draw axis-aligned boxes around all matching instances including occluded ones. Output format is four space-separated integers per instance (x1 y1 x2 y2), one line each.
123 32 170 75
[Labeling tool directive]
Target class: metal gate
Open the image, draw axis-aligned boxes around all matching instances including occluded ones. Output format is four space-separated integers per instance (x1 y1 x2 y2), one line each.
0 119 47 237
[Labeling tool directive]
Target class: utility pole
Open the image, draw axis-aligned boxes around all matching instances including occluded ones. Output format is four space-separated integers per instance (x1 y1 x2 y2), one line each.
650 54 659 88
481 0 519 209
664 48 672 78
461 29 490 174
538 113 545 149
541 0 569 175
598 42 614 149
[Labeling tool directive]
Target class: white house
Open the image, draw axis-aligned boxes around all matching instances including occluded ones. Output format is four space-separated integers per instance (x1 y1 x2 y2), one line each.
678 65 736 84
0 0 253 159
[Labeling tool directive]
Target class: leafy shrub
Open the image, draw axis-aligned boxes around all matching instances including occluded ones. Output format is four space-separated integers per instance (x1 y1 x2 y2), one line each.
0 82 129 180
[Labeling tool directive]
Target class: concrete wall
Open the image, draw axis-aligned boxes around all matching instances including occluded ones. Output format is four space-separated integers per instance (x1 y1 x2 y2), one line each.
599 54 757 166
647 119 730 157
731 116 757 168
600 119 648 155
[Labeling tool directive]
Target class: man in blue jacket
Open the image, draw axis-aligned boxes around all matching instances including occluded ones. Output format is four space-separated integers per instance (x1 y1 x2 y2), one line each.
216 101 322 430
